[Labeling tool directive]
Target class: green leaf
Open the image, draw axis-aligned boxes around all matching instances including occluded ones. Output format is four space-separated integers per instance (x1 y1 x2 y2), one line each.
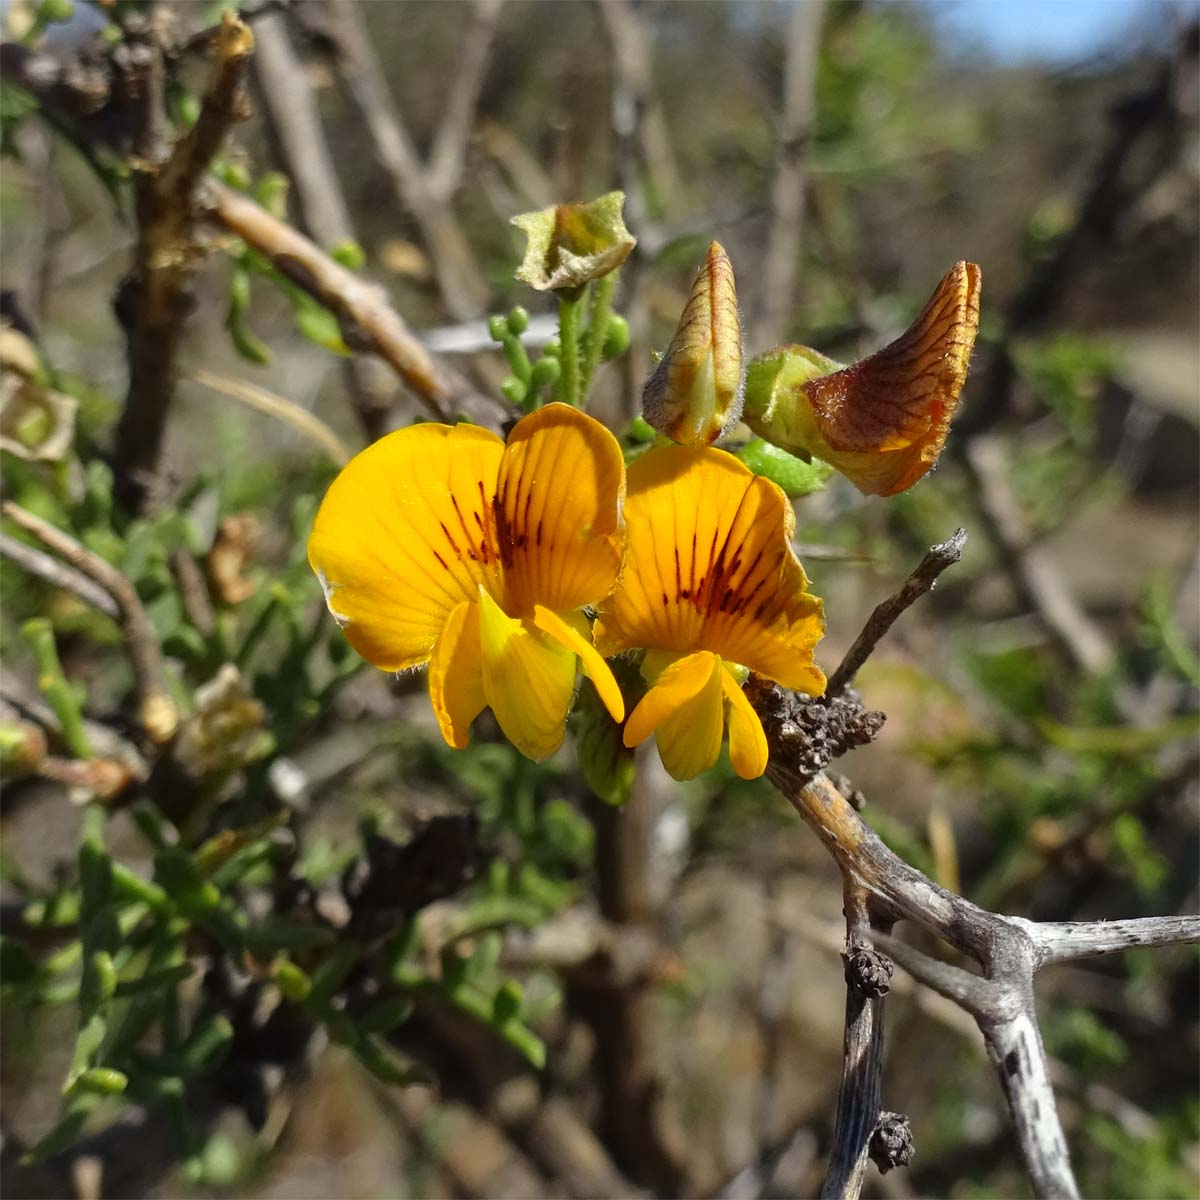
354 1035 425 1086
294 304 351 356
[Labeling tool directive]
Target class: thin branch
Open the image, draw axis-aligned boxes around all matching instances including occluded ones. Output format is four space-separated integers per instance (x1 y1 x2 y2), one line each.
758 0 824 349
251 6 395 439
190 369 352 465
426 0 505 202
323 0 488 318
202 180 510 431
114 11 254 512
1021 914 1200 967
820 884 892 1200
1 501 175 743
961 438 1114 674
825 528 967 698
0 532 120 619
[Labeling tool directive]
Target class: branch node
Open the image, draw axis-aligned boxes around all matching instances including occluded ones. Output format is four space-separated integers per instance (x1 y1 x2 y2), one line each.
843 946 893 999
869 1111 915 1174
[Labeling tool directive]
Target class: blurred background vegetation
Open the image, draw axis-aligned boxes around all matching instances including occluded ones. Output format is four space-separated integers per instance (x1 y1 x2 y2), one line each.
0 1 1197 1197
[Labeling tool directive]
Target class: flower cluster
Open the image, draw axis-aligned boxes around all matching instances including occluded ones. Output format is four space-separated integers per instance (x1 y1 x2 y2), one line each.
309 404 825 782
310 225 980 785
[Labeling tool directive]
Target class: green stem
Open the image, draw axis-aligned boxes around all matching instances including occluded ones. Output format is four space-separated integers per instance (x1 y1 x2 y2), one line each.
22 618 92 759
557 292 583 407
579 274 616 402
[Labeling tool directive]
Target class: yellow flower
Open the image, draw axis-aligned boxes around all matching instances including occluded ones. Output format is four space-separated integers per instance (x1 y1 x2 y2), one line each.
595 445 825 781
743 262 982 496
308 405 626 761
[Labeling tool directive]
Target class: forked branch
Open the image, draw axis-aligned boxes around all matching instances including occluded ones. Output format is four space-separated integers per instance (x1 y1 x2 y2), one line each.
754 530 1200 1199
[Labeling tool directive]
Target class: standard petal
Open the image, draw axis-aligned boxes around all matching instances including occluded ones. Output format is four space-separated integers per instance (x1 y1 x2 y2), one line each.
721 666 769 780
477 587 576 762
698 474 827 695
623 650 717 748
650 654 726 781
495 404 625 617
594 445 752 656
532 606 625 723
308 422 504 671
428 601 485 749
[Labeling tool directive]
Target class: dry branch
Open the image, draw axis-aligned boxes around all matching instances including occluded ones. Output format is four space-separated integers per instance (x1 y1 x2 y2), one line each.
1 501 175 743
251 7 397 439
203 180 510 431
759 0 825 349
825 528 967 698
323 0 491 318
114 11 254 512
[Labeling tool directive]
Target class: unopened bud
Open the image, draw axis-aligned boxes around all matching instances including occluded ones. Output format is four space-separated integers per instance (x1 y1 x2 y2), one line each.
641 242 743 446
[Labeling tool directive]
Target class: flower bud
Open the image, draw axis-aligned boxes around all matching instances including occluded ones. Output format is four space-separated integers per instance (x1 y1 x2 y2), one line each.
511 192 636 293
743 262 981 496
641 242 743 446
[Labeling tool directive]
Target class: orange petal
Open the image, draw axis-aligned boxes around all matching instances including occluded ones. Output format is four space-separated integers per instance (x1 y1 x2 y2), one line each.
721 665 768 780
428 601 485 749
308 422 504 671
642 242 743 446
533 606 625 723
494 403 625 618
477 586 576 762
595 445 825 694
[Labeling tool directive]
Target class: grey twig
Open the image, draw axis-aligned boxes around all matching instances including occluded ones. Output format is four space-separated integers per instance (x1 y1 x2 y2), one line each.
1 501 176 743
251 7 397 439
825 528 967 698
1022 914 1200 967
323 0 490 318
758 0 824 349
0 531 120 619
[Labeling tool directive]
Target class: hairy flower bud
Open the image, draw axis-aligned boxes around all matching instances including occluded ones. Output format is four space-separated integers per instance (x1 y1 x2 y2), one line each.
743 262 982 496
641 242 743 446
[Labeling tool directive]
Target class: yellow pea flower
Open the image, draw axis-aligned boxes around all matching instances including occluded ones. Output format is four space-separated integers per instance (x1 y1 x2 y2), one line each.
594 445 825 781
308 404 626 762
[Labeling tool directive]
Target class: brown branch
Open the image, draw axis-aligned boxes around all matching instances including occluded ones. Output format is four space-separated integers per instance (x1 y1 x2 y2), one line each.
113 11 254 512
758 0 824 349
825 528 967 698
1 501 176 743
202 180 510 431
323 0 489 319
